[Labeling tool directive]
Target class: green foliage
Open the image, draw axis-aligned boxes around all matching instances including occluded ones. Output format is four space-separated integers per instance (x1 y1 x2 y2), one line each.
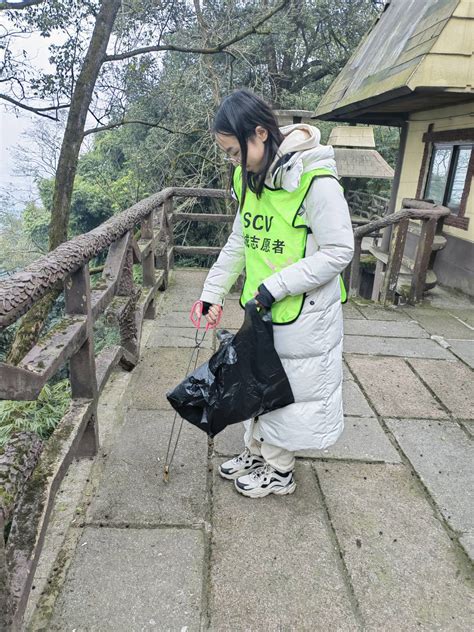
0 379 71 448
22 200 50 251
93 316 121 355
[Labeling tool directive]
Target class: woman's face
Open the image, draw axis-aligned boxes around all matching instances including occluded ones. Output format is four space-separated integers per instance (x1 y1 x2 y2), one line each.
215 126 268 173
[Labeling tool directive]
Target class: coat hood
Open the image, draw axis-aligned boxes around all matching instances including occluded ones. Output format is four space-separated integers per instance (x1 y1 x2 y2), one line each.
266 124 338 191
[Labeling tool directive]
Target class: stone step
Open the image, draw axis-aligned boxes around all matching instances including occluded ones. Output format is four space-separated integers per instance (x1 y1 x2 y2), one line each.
380 270 438 294
369 245 438 291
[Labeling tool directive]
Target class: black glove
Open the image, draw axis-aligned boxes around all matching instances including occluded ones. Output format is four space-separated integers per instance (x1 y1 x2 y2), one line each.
255 284 275 309
201 301 212 316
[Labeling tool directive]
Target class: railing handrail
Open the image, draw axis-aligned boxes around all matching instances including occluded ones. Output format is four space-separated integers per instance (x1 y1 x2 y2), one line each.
354 201 450 239
347 198 451 306
0 187 228 329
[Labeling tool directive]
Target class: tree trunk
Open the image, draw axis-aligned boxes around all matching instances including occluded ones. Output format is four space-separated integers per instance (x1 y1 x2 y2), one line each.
7 0 122 365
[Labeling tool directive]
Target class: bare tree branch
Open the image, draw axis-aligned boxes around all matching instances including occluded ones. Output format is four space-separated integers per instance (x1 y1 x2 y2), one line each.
0 0 46 10
83 119 201 137
0 93 70 119
103 0 290 62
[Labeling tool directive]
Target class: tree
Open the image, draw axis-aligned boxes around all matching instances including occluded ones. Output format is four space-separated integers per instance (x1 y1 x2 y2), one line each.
1 0 290 364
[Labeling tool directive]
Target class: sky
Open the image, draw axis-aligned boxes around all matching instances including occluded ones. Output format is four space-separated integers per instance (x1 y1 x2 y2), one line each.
0 0 86 213
0 25 55 209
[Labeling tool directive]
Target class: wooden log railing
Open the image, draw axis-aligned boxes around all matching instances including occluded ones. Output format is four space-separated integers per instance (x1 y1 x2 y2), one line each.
345 198 450 305
0 186 230 631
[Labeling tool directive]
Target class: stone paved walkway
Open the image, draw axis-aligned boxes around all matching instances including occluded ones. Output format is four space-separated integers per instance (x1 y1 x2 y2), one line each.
26 270 473 631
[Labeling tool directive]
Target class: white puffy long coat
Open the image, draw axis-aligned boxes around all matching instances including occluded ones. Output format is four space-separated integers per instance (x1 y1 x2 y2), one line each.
200 125 354 451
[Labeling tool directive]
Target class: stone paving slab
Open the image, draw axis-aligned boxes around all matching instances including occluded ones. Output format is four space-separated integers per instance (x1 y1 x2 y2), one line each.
343 378 377 417
345 356 448 418
446 308 474 329
460 534 474 561
386 419 474 539
344 319 428 338
352 304 412 321
342 302 365 319
218 298 245 330
147 326 214 349
213 417 401 464
343 335 452 359
315 462 474 630
298 417 401 463
170 268 210 287
156 310 204 328
405 307 474 340
128 347 213 410
50 526 204 631
158 295 195 312
408 358 474 419
343 359 353 380
209 462 360 631
461 420 474 437
213 421 245 456
89 410 208 526
447 339 474 369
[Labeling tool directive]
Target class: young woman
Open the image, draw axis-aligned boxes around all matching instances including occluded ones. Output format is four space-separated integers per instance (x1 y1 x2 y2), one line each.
197 89 354 498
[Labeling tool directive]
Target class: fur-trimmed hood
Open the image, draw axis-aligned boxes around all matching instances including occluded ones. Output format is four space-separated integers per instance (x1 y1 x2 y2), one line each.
266 124 337 191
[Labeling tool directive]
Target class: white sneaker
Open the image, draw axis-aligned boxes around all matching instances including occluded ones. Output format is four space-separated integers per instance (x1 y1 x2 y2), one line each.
219 448 265 480
234 463 296 498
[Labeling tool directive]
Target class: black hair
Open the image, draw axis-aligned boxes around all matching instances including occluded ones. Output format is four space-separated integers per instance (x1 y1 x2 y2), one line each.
212 88 284 208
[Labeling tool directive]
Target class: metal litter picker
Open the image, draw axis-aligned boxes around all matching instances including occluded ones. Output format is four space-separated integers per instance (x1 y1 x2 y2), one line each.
163 300 222 482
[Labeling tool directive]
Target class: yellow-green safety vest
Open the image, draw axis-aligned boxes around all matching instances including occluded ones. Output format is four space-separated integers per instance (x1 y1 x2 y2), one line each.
233 165 347 325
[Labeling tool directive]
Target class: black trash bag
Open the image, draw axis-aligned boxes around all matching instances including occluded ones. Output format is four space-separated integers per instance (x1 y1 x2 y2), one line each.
166 300 294 436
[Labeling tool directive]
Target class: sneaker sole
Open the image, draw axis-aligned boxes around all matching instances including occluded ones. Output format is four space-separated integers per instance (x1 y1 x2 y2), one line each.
234 480 296 498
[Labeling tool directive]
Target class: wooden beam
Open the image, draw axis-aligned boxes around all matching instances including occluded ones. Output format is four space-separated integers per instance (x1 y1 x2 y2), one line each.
64 265 98 458
0 316 87 401
141 211 156 317
380 217 409 304
0 363 45 401
104 295 131 326
103 232 132 285
130 235 142 264
90 282 116 320
349 237 362 297
409 217 437 304
18 315 87 385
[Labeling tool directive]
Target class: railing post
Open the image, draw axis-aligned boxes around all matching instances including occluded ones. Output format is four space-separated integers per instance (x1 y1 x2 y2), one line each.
164 196 175 271
64 264 99 457
380 217 409 305
117 233 139 358
409 216 437 304
141 210 155 319
349 236 362 297
157 197 174 291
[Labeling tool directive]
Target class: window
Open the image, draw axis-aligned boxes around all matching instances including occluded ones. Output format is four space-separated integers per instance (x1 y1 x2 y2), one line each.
418 128 474 230
424 144 472 215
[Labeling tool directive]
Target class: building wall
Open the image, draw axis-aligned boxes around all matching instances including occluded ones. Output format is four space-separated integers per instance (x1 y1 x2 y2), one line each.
395 101 474 295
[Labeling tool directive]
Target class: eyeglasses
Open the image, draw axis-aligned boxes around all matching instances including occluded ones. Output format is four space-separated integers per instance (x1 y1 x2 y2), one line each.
221 151 241 165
